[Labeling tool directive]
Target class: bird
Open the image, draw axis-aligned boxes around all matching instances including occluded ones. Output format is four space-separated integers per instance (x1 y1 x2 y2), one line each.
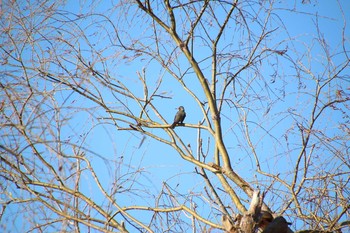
170 106 186 129
262 216 291 233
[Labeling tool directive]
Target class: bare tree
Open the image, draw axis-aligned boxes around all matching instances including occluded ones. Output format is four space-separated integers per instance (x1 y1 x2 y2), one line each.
1 0 349 232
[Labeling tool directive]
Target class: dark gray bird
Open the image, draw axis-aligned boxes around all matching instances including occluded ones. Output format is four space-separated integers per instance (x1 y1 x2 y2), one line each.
170 106 186 129
262 216 291 233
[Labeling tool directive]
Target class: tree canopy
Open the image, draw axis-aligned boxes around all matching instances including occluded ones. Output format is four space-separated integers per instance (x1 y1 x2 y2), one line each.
1 0 349 232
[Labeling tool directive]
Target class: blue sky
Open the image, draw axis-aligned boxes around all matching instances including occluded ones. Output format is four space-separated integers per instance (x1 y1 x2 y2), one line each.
81 1 349 230
1 0 350 232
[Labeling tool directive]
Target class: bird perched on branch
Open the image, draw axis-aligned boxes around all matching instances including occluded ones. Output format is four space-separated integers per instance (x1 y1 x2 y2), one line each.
170 106 186 129
262 216 291 233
